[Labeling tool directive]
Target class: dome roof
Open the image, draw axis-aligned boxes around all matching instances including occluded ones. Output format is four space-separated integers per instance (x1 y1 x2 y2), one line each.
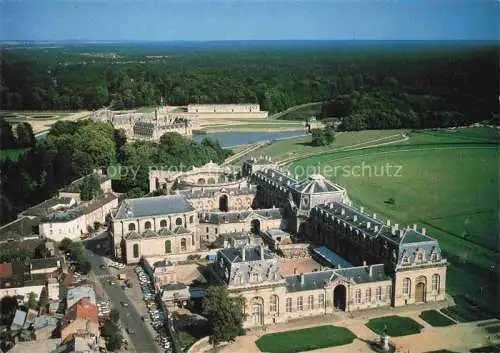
292 174 343 194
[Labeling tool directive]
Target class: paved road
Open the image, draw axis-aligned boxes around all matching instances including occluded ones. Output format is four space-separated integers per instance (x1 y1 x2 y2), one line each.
84 236 160 353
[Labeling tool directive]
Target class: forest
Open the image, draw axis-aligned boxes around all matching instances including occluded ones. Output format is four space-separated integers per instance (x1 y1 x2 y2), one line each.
1 41 498 127
0 118 231 225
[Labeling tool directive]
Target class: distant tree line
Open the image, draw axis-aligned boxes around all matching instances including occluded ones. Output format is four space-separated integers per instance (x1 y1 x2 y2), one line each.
0 43 497 121
0 118 231 225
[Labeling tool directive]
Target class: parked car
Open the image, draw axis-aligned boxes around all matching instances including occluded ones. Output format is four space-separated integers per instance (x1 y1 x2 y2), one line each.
120 301 129 307
126 327 136 334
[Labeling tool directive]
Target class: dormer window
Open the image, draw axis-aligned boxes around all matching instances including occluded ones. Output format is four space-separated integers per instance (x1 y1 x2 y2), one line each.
431 253 438 261
416 251 424 262
402 256 410 265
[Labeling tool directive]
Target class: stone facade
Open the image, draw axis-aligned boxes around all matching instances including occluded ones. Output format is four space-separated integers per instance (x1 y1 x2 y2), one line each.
198 208 282 242
92 107 197 141
186 104 268 119
112 195 198 262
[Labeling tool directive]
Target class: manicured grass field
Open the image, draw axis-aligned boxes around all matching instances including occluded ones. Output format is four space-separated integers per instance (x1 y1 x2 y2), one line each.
366 316 424 337
255 325 356 353
485 325 500 334
0 148 31 161
441 301 492 323
419 310 456 327
252 129 405 160
273 102 322 120
289 127 499 311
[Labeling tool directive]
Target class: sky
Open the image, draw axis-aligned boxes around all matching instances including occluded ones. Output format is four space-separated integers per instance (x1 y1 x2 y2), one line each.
1 0 498 41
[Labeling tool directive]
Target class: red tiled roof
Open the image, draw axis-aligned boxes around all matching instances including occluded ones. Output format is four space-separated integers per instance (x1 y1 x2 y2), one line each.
279 258 322 276
0 263 13 278
62 298 98 326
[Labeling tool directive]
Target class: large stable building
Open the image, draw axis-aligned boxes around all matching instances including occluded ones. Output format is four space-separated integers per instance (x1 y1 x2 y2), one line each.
110 159 447 326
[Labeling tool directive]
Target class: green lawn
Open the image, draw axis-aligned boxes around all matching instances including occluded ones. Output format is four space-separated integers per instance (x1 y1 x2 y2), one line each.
0 148 31 161
251 129 405 160
272 102 323 121
419 310 456 327
441 298 492 323
255 325 356 353
366 316 424 337
485 325 500 334
289 127 499 311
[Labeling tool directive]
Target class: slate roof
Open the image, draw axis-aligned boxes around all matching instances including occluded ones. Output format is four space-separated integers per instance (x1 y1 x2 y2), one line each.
291 174 344 194
115 195 194 220
179 186 256 199
22 197 74 218
201 208 281 224
133 121 155 136
219 245 275 263
284 264 390 292
264 228 289 240
124 226 191 240
0 217 40 241
312 246 353 268
161 283 187 291
400 229 435 244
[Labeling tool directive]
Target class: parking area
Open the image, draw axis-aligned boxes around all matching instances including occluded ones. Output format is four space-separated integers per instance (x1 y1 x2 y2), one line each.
122 265 174 353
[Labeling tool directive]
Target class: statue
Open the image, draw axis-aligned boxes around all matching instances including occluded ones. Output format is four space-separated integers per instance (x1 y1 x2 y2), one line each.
380 325 390 351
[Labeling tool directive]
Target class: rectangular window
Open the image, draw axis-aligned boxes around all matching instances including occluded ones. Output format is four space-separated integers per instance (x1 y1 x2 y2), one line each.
307 295 314 310
376 287 382 301
286 298 292 312
365 288 372 303
215 228 218 234
318 294 325 308
386 285 392 299
355 290 362 304
206 227 209 233
297 297 303 311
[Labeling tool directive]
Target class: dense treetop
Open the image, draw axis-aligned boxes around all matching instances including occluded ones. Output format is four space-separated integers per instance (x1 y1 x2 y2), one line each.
1 41 498 121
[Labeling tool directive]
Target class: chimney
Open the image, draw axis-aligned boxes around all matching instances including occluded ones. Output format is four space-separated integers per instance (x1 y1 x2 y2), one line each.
260 244 265 260
413 224 417 231
363 260 367 267
300 273 305 285
241 247 246 261
386 219 391 226
395 223 399 230
360 207 364 213
366 221 371 229
374 225 379 232
369 265 373 277
341 208 345 216
337 264 342 269
373 213 377 219
422 227 426 235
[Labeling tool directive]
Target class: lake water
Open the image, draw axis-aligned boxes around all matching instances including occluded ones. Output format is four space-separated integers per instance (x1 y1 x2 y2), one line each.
193 130 307 147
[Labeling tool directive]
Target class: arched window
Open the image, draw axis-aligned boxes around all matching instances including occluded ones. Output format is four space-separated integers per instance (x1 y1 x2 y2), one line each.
176 217 183 226
402 278 411 296
252 273 259 282
180 238 187 251
355 290 362 304
160 219 167 228
432 274 440 292
144 221 152 230
269 295 278 312
133 244 139 258
189 216 194 224
165 240 171 254
286 298 292 312
128 223 136 231
234 274 242 285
